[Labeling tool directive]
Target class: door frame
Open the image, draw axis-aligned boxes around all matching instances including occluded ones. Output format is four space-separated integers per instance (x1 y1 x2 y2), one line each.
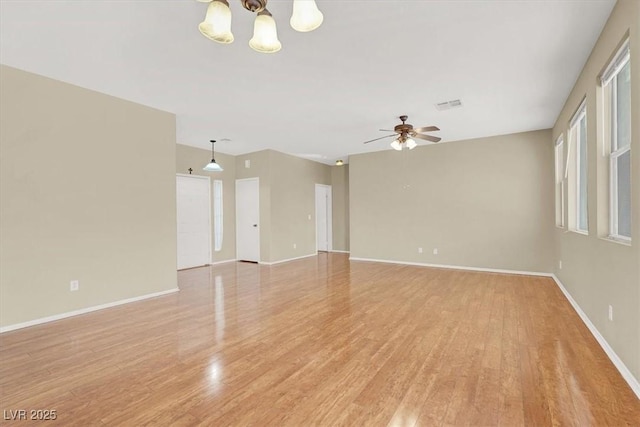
235 177 261 262
315 183 333 252
176 173 212 268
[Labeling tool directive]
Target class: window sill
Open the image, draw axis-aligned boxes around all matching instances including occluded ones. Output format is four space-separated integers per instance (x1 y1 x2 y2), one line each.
567 229 589 236
600 236 632 247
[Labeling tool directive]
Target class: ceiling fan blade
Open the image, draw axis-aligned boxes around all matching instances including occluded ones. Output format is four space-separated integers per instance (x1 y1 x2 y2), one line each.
379 129 395 132
363 134 396 144
414 126 440 133
413 134 442 143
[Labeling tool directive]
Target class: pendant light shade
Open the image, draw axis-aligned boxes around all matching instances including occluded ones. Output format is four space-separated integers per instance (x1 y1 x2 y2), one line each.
249 10 281 53
199 0 234 44
203 161 224 172
406 138 417 150
390 140 402 151
290 0 324 32
203 140 224 172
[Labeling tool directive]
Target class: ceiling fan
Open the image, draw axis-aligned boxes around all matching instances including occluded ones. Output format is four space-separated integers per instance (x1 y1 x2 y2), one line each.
363 115 441 150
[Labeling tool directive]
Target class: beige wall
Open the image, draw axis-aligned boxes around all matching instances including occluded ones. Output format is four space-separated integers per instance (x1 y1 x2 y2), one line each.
234 150 332 263
349 130 554 273
331 165 350 252
176 144 236 262
0 65 177 328
331 164 349 252
551 0 640 381
270 151 331 261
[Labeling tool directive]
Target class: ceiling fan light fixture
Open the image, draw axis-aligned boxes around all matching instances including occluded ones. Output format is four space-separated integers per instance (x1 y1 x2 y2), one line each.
290 0 324 32
249 10 282 53
406 138 417 150
390 140 402 151
203 140 224 172
199 0 234 44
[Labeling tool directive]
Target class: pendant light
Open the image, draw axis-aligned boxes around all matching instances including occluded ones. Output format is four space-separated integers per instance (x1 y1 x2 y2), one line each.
249 9 281 53
203 140 224 172
199 0 234 44
290 0 324 32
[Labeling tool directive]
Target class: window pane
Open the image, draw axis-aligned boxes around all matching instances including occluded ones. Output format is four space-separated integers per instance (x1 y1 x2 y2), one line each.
555 142 564 183
616 61 631 150
554 140 564 227
617 149 631 238
578 117 588 231
214 180 223 251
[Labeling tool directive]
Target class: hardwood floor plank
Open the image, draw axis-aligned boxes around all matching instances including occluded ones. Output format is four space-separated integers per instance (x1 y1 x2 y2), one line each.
1 254 638 426
497 276 525 426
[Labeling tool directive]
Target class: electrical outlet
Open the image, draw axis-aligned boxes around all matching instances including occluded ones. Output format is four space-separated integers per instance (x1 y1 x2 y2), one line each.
418 247 423 254
559 260 563 270
608 305 613 321
433 248 438 255
70 280 79 291
293 243 297 249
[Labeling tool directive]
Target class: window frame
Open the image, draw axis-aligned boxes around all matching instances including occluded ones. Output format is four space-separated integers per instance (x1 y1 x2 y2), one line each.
554 135 565 228
569 101 588 234
602 41 631 242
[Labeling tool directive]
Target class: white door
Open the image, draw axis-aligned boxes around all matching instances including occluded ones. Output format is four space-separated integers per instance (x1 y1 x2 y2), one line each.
315 184 332 252
176 175 211 270
236 178 260 262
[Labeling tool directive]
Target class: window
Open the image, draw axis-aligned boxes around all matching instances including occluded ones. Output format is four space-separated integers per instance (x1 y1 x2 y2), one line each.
554 135 565 227
569 101 588 233
602 40 631 241
213 180 223 251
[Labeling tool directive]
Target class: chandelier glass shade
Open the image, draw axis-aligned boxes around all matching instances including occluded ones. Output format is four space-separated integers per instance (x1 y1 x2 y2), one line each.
199 0 234 44
249 11 282 53
290 0 324 32
390 136 417 151
197 0 323 53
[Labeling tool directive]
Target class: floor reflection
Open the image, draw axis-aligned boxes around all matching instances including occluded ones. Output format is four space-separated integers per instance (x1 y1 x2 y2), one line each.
215 275 225 343
206 357 223 394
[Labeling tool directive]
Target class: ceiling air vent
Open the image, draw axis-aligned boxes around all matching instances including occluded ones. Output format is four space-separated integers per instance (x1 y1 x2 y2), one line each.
435 99 463 111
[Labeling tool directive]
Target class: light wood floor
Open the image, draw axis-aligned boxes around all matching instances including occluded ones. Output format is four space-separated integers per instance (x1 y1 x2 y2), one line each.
1 253 639 426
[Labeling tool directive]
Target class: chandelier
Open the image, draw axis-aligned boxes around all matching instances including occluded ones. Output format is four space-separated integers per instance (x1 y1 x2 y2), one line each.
197 0 324 54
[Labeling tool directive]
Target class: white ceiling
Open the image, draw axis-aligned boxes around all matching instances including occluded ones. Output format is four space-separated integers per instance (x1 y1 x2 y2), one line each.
0 0 615 164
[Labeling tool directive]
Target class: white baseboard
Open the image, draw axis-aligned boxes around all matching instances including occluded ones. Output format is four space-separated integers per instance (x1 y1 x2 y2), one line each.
0 288 180 334
210 259 237 265
260 253 316 266
348 257 550 277
551 274 640 399
330 250 350 254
